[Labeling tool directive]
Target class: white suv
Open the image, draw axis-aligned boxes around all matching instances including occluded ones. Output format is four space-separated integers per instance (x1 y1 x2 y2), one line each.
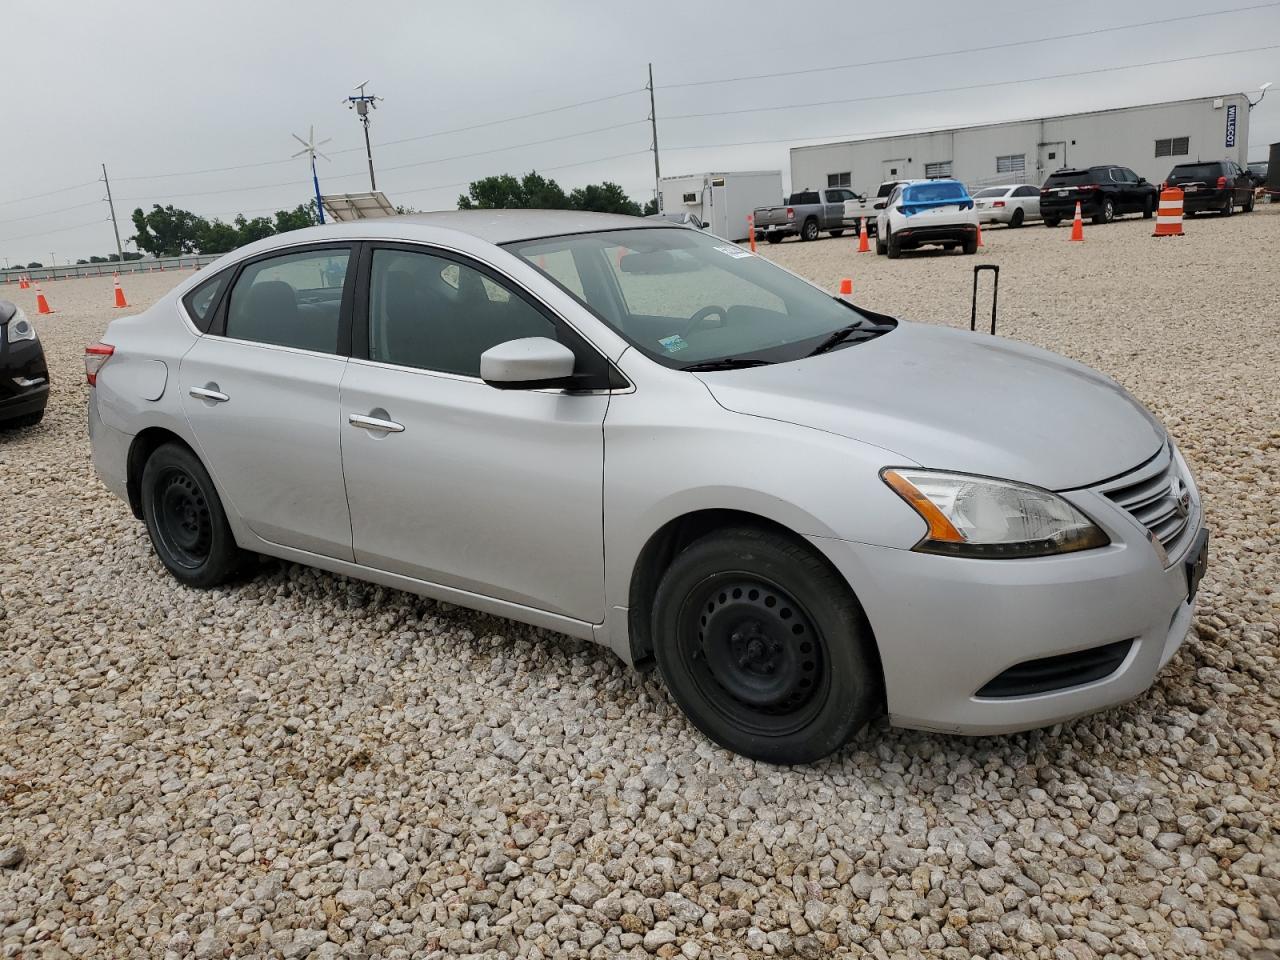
875 180 980 257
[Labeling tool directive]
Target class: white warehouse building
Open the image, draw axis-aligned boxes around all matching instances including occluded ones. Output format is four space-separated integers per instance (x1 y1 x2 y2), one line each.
789 93 1253 197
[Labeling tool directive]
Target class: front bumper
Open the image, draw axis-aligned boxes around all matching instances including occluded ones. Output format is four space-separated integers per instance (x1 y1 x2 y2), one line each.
0 338 50 422
811 496 1204 735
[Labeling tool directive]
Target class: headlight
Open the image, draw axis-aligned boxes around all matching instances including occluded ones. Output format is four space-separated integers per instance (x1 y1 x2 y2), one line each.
882 468 1109 558
6 307 37 344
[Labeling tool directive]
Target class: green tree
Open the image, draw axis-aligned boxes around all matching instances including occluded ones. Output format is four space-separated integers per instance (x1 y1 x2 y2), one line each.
131 204 206 257
233 214 275 245
458 171 569 210
643 198 658 216
568 181 641 216
196 219 241 254
26 262 42 269
274 203 318 233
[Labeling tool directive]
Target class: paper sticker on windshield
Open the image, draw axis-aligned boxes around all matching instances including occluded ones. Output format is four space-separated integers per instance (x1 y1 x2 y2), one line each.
658 334 689 353
713 244 753 259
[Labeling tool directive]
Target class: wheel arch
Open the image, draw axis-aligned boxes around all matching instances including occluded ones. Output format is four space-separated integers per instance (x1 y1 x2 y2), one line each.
125 427 198 519
625 508 882 678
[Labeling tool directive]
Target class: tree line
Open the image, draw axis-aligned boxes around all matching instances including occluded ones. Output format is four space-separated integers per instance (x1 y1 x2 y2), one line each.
119 173 652 259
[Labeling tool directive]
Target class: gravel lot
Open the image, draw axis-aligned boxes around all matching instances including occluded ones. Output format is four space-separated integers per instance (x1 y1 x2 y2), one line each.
2 209 1278 960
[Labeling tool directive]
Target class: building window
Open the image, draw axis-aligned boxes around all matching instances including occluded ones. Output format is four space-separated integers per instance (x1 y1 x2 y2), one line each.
827 172 851 188
995 154 1026 175
924 161 952 179
1154 136 1190 157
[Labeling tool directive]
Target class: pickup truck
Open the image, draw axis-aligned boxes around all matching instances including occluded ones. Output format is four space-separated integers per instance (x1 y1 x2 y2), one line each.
753 187 856 242
843 180 912 236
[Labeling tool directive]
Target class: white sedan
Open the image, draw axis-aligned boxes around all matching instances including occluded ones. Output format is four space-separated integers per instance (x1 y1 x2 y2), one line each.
973 184 1041 227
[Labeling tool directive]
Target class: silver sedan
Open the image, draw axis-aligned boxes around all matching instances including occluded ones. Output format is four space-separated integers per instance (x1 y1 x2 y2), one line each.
86 211 1206 763
973 183 1042 226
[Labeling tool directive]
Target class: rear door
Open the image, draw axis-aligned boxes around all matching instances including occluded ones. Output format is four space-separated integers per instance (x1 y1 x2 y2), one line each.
339 244 611 621
178 244 356 560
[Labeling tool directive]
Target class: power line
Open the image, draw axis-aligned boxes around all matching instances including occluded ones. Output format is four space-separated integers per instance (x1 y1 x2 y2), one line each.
113 157 297 182
0 219 108 245
658 2 1280 90
663 44 1280 121
1 199 104 224
0 180 99 208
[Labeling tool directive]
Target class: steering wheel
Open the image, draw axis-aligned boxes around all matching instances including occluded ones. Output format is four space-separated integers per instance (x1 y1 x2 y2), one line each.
683 304 729 338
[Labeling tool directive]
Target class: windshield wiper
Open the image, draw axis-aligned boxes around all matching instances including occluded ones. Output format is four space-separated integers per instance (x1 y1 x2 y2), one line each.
682 357 773 372
806 323 867 357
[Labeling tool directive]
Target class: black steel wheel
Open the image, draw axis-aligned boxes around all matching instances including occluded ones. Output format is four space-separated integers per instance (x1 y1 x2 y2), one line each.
141 442 245 588
652 527 880 764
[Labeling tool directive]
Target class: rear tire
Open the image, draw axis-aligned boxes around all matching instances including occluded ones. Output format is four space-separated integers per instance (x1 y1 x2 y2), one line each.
1044 218 1060 228
800 218 820 242
141 442 245 588
829 229 844 238
1009 208 1025 228
765 233 784 244
886 229 902 259
962 233 978 255
1093 198 1115 225
1221 195 1234 217
652 527 880 764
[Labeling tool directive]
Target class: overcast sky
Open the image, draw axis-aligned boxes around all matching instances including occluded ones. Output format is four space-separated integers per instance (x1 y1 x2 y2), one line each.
3 0 1277 264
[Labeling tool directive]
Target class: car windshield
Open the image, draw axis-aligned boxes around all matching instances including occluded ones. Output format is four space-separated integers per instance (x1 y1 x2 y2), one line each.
1169 163 1221 181
505 228 893 368
975 187 1010 198
1045 170 1096 186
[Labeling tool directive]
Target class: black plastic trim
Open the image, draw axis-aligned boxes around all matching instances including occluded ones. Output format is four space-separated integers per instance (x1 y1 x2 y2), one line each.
975 638 1133 698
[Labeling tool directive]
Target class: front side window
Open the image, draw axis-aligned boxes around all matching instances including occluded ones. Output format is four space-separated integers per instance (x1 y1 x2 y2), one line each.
368 248 557 377
224 248 350 352
825 189 855 203
508 228 893 368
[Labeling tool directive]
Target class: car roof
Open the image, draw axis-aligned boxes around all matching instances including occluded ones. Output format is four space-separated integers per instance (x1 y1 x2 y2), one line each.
236 209 668 252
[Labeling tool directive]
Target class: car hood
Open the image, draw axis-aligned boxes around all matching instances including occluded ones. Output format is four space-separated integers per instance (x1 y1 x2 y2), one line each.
696 321 1165 490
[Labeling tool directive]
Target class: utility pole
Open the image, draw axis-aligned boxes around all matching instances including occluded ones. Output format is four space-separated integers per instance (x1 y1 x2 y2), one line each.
101 164 124 263
346 81 381 191
647 63 661 212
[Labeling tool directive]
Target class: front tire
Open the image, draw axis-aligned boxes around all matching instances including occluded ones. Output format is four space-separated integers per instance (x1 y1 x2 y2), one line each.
652 527 880 764
1 409 44 430
1243 191 1255 212
1142 196 1154 219
141 442 245 588
829 229 844 238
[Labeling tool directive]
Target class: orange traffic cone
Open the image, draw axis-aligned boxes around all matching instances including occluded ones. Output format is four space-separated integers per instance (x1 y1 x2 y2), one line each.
748 214 757 253
113 274 128 308
976 222 984 247
1152 187 1185 238
19 275 29 289
838 277 853 296
857 217 870 253
1069 202 1084 242
35 285 53 314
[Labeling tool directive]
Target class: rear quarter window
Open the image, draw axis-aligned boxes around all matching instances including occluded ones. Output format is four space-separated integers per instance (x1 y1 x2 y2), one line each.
182 271 231 332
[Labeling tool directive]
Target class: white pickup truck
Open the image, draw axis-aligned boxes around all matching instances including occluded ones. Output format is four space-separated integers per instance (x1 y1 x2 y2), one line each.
842 180 915 236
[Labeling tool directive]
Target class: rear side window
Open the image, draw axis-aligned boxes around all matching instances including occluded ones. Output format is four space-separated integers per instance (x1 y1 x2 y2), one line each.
224 248 350 353
183 272 230 331
975 187 1010 198
788 191 820 204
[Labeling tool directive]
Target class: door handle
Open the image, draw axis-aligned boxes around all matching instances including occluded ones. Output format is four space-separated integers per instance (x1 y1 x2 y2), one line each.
189 386 229 403
348 413 405 434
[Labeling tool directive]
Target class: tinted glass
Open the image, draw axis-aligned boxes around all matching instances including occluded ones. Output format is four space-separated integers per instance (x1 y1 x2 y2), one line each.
826 189 855 203
1045 170 1095 186
183 272 230 327
368 249 557 377
225 249 349 352
975 187 1011 198
1169 163 1222 181
509 228 883 367
788 191 820 204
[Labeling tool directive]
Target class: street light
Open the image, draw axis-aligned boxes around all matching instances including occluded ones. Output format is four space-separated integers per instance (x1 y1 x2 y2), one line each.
1248 81 1273 109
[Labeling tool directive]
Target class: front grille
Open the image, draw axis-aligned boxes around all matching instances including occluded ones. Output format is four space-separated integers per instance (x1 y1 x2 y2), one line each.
1100 444 1195 559
976 638 1134 698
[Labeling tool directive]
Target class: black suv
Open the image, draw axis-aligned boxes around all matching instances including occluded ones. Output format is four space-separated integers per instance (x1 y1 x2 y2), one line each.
0 300 49 429
1164 160 1256 216
1039 165 1159 226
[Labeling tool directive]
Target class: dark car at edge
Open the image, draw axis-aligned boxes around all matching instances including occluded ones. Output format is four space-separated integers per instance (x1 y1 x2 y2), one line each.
0 300 49 429
1039 165 1159 226
1165 160 1257 216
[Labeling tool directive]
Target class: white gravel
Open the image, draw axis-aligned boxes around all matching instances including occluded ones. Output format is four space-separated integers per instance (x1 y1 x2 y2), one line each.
2 210 1278 959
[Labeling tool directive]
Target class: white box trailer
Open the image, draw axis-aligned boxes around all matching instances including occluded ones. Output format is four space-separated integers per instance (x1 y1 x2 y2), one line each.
659 171 783 241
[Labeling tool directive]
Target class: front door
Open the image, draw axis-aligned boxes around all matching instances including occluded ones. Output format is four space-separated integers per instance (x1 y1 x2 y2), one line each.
179 244 356 560
1038 141 1065 179
339 245 609 622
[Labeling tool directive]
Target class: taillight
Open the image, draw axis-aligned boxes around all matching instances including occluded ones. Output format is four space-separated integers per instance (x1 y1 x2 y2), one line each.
85 343 114 385
1076 185 1098 192
1216 176 1227 189
992 200 1006 208
785 207 794 220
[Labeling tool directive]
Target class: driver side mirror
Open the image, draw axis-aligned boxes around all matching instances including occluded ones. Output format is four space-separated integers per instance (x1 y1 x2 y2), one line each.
480 337 576 390
873 202 886 210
